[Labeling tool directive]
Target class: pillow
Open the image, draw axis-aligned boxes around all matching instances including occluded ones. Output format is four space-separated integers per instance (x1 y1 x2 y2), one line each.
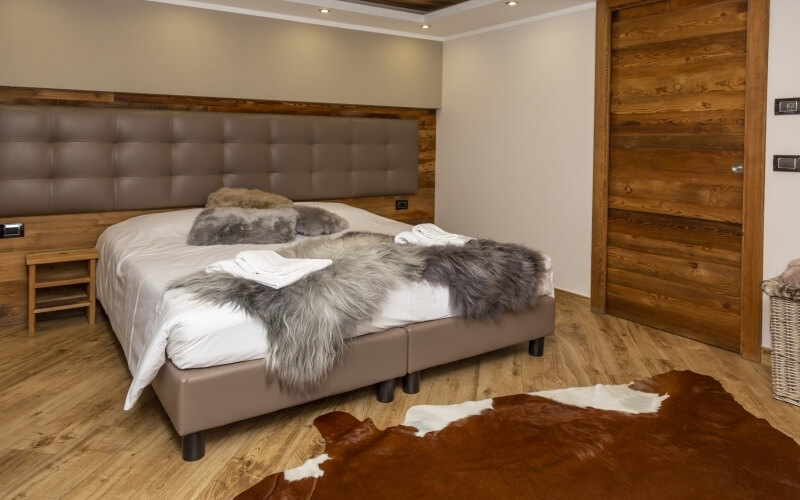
187 207 296 246
294 205 349 236
205 187 293 209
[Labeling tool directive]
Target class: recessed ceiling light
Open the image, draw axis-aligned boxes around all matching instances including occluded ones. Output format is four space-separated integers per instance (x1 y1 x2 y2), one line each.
421 24 431 29
319 8 330 13
506 1 518 5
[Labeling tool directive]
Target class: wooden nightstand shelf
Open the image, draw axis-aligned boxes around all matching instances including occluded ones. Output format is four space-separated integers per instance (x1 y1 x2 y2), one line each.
26 248 99 335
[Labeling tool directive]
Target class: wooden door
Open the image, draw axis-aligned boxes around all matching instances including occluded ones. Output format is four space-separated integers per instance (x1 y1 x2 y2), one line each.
591 0 768 357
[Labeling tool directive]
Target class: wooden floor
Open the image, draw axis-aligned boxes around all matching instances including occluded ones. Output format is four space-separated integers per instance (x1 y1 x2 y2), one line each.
1 291 798 499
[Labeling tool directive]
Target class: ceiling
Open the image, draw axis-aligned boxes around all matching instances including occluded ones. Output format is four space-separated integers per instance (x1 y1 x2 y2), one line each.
342 0 469 14
146 0 595 40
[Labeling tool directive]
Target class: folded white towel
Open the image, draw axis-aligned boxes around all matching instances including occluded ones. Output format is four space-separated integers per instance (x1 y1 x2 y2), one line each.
205 250 332 289
394 223 473 247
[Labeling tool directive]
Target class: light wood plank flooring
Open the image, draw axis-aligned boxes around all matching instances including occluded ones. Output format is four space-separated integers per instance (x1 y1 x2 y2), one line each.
1 291 798 498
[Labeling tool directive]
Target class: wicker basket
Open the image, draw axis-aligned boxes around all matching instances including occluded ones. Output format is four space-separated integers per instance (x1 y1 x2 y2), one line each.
767 295 800 406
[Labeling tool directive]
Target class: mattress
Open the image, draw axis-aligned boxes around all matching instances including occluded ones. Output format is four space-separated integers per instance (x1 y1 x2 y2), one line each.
96 202 553 409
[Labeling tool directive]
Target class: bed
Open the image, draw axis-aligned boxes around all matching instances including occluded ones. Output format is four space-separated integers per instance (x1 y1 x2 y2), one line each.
0 103 556 461
95 201 555 460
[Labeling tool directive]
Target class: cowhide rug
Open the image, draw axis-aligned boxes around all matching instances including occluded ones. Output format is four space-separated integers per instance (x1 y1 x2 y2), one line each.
235 371 800 499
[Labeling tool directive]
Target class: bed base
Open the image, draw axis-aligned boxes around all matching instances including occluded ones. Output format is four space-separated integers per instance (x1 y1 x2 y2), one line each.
401 336 547 396
179 378 398 460
153 296 555 461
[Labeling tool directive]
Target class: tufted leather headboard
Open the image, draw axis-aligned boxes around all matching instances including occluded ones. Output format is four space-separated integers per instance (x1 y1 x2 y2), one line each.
0 105 418 217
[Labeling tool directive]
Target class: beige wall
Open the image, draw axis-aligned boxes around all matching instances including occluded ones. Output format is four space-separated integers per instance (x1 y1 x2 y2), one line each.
437 5 596 296
0 0 442 108
762 0 800 347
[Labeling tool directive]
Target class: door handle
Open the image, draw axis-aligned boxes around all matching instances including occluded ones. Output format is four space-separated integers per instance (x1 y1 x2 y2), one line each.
731 162 744 174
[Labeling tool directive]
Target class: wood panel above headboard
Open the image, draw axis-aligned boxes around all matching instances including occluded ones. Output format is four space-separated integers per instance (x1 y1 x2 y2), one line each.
0 86 436 326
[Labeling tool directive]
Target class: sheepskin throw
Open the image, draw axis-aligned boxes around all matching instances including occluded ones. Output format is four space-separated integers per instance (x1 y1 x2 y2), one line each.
187 206 349 245
206 187 293 209
171 233 550 392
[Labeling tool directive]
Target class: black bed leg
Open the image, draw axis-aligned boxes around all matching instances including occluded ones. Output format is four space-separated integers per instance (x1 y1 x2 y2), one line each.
182 431 205 461
403 372 420 394
376 379 395 403
528 337 545 357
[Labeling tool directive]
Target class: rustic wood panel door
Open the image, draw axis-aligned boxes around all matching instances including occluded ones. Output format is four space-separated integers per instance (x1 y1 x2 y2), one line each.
591 0 768 356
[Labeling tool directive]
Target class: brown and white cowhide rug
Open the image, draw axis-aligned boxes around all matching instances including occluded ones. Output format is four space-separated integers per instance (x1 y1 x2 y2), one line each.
235 371 800 499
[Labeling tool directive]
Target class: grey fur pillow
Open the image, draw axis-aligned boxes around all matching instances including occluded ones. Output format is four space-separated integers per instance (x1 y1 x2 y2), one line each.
294 205 349 236
187 207 297 246
206 187 293 209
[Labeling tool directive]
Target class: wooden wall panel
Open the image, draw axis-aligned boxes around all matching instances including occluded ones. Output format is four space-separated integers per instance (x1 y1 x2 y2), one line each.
0 86 437 326
612 0 712 19
609 149 744 223
611 31 747 70
611 0 747 49
606 282 740 349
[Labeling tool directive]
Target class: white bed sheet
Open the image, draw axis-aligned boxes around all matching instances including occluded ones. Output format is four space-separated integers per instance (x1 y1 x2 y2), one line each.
96 202 553 409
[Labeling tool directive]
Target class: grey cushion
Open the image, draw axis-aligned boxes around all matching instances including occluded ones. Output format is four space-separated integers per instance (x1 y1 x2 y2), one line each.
187 207 297 246
294 205 349 236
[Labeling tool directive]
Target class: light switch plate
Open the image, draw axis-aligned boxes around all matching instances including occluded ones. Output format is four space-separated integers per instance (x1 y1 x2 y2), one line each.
775 98 800 115
773 155 800 172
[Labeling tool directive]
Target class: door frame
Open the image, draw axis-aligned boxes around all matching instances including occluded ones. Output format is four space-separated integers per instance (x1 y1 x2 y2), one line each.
590 0 770 360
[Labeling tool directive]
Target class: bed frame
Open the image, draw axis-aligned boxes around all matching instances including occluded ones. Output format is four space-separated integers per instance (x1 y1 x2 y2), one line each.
155 298 554 460
0 103 555 461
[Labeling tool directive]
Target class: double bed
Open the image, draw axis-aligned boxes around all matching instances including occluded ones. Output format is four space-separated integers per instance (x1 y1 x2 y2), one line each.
0 102 555 461
96 201 555 460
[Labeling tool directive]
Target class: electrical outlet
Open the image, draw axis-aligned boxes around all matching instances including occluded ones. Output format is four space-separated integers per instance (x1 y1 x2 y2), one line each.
0 223 24 238
395 199 409 210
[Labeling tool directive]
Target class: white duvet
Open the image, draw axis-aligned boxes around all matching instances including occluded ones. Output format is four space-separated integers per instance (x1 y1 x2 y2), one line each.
96 203 553 410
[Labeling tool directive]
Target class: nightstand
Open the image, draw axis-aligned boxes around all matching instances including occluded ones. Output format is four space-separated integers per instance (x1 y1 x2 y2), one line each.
26 248 99 335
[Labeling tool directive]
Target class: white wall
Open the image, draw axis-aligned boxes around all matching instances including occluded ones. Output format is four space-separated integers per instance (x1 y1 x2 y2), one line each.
437 5 596 296
0 0 442 108
440 1 798 348
762 0 800 347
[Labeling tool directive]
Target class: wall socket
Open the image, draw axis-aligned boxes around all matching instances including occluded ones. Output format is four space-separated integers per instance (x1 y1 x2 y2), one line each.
395 199 409 210
0 223 25 238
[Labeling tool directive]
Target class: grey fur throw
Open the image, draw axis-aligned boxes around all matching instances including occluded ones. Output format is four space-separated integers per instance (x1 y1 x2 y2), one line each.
206 187 293 209
170 233 550 393
186 206 349 245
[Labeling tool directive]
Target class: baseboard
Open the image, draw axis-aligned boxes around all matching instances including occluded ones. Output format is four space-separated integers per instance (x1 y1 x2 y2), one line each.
762 346 771 367
553 288 589 300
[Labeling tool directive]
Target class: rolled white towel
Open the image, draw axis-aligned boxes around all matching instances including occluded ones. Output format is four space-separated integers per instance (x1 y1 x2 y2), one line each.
205 250 331 289
394 230 423 245
395 223 473 247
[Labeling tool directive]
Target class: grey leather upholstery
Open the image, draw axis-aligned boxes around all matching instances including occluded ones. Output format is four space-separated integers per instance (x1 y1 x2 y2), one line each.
152 298 555 437
406 295 555 373
152 327 408 435
0 105 418 217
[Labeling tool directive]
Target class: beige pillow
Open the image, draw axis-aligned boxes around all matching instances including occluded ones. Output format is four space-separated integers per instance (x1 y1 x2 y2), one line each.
205 187 292 209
